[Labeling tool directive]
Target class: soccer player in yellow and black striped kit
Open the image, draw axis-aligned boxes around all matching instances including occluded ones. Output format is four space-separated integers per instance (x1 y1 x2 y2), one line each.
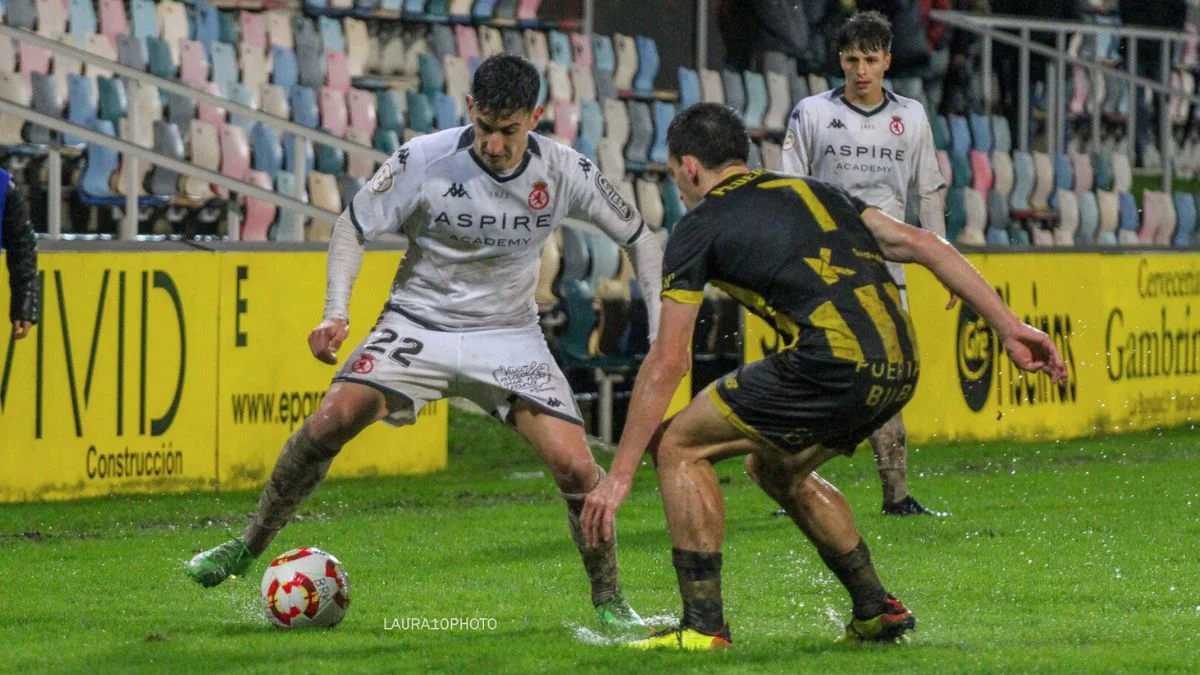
579 103 1068 649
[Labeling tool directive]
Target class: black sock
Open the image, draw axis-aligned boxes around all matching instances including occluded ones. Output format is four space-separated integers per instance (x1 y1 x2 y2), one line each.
672 548 725 635
819 538 888 620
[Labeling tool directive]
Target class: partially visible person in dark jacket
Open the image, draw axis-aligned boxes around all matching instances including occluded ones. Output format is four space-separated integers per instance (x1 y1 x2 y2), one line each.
1 168 40 339
718 0 843 74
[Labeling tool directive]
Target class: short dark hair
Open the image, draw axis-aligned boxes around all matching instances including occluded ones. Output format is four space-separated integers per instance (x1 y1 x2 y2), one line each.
837 10 892 54
471 55 541 116
666 103 749 170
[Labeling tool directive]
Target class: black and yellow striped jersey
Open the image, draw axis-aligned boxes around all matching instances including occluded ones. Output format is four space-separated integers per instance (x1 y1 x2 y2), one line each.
662 169 918 364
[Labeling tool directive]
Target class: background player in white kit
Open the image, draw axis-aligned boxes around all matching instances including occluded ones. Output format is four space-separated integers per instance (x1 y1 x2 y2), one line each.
780 11 950 516
186 55 663 627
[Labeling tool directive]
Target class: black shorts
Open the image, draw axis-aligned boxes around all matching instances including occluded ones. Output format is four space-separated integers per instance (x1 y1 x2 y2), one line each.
710 351 921 455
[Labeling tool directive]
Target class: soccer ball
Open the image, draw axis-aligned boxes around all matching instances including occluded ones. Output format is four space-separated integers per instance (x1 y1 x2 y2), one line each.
261 547 351 628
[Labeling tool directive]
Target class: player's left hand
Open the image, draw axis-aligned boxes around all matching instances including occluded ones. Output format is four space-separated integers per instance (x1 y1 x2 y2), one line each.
580 473 632 549
11 320 32 340
945 290 959 310
1002 323 1068 384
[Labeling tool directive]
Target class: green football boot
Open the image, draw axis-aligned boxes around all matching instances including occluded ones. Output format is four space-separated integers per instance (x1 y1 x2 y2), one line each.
185 537 256 588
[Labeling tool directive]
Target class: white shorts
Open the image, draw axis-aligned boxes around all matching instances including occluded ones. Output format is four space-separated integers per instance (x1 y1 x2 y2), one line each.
334 311 584 427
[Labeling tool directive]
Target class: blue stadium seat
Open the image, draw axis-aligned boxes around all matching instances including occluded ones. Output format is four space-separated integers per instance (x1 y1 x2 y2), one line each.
742 71 767 131
430 24 456 60
217 9 237 45
472 0 497 21
1053 153 1073 192
1010 151 1034 211
373 128 400 154
273 173 305 242
949 151 971 189
418 52 445 100
574 137 597 163
290 86 319 128
376 90 403 132
406 89 435 133
991 115 1012 154
316 135 345 175
493 0 516 19
79 120 121 202
633 36 659 96
969 113 992 152
149 120 185 197
578 99 603 146
649 101 673 165
678 67 701 110
722 70 745 118
97 77 128 123
947 114 971 155
1091 153 1114 191
1173 192 1197 248
166 91 195 137
945 188 966 243
27 74 61 147
1117 191 1138 234
251 122 283 179
591 34 615 74
661 178 685 232
131 0 158 46
65 74 96 148
985 190 1011 246
319 16 346 54
146 36 176 84
297 45 326 91
403 0 426 16
226 83 257 134
190 0 220 56
68 0 97 46
931 115 951 151
1077 190 1099 245
117 33 147 72
211 42 239 93
282 133 314 174
549 30 572 67
434 93 458 129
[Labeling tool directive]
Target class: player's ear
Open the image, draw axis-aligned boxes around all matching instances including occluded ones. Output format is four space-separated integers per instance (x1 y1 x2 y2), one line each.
529 105 545 127
682 156 702 185
466 96 475 116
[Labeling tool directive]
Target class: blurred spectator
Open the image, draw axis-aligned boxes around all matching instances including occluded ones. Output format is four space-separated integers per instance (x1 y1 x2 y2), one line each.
1120 0 1187 165
1 168 39 340
717 0 844 74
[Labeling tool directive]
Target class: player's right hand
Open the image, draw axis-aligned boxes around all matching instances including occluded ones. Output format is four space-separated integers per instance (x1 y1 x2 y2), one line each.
1002 323 1068 384
308 318 350 365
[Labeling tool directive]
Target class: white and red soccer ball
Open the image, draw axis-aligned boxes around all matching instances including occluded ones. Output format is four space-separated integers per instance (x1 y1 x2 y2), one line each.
261 547 351 628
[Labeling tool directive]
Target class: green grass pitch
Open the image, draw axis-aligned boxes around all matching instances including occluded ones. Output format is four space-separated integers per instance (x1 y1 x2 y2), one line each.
2 410 1198 673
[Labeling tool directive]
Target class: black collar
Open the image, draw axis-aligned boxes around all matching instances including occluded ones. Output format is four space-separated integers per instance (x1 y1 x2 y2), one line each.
459 127 540 183
834 86 895 118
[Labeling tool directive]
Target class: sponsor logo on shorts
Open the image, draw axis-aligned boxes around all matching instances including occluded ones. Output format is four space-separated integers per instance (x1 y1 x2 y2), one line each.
547 397 564 408
493 362 553 393
528 181 550 210
352 353 376 375
594 172 634 221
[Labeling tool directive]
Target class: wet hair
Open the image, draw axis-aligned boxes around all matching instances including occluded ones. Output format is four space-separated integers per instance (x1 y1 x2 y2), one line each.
666 103 750 170
837 10 893 55
470 54 541 117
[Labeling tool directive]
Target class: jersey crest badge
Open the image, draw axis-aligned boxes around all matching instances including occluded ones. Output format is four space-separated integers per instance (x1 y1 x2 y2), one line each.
890 116 905 136
528 181 550 210
782 128 796 151
351 353 375 375
370 163 394 193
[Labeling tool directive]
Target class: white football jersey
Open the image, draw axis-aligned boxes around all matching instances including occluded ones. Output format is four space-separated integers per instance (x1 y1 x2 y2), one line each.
781 87 944 223
351 126 652 331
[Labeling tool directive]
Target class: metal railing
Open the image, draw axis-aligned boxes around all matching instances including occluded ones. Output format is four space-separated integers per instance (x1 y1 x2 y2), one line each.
0 23 390 238
931 11 1200 192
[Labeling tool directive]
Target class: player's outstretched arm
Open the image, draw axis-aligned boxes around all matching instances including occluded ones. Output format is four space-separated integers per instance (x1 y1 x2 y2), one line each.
581 298 699 548
309 210 364 364
860 207 1068 383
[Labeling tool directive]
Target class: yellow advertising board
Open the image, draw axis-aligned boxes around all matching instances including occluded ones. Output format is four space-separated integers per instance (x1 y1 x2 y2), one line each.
0 253 219 501
0 249 447 503
744 252 1200 443
215 251 446 489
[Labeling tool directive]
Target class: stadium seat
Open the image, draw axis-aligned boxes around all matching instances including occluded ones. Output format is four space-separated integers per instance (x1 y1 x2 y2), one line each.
1052 153 1073 193
345 128 375 179
1071 154 1094 193
633 36 659 96
968 113 992 152
1053 190 1079 245
326 49 351 93
347 88 377 134
742 71 767 132
552 99 578 144
265 10 294 49
970 150 993 193
677 67 701 110
991 115 1012 154
764 71 790 134
196 81 227 130
67 0 97 47
788 66 808 110
1076 190 1099 245
250 122 283 179
97 77 128 123
64 73 96 149
959 188 987 245
345 19 370 77
661 178 685 232
648 100 672 164
239 44 268 94
1010 151 1034 211
406 89 434 133
433 92 459 130
546 62 572 103
131 0 157 45
211 42 238 93
375 90 403 132
500 28 523 58
948 115 971 155
290 86 319 130
297 45 327 92
260 83 290 121
931 115 951 151
569 32 593 67
945 188 966 243
624 101 652 166
35 0 65 35
179 120 221 201
1090 152 1113 191
373 127 399 154
217 123 251 197
1138 190 1164 244
477 26 504 59
273 173 306 242
179 41 210 89
747 141 762 170
98 0 129 45
602 98 629 146
1117 191 1139 245
418 52 445 101
548 30 571 67
319 87 349 138
306 172 341 240
722 70 745 118
1029 152 1054 211
587 230 621 290
83 34 116 82
79 120 122 201
986 190 1012 245
319 16 345 54
240 170 276 241
635 178 663 231
699 68 724 105
612 34 636 92
578 98 603 146
949 151 972 189
1173 193 1198 247
454 24 480 62
991 150 1013 197
1155 191 1178 246
571 65 596 103
192 0 220 54
157 0 189 65
270 46 299 97
523 30 549 72
1111 152 1132 192
597 137 624 177
1095 190 1119 245
807 74 828 94
241 11 266 49
294 17 322 55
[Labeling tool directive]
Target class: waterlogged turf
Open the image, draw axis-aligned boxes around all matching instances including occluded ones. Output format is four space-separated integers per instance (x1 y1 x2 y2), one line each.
2 411 1198 673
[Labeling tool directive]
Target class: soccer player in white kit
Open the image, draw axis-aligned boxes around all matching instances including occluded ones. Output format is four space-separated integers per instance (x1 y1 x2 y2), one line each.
186 55 663 627
780 11 950 516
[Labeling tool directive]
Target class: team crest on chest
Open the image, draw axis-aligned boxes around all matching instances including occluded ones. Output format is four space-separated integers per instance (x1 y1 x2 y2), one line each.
890 116 905 136
528 181 550 210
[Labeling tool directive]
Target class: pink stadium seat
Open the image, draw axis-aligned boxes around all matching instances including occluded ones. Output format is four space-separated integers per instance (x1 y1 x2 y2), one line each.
217 123 251 198
553 99 578 144
454 25 480 61
98 0 129 46
319 86 348 137
325 48 350 93
571 32 592 67
240 11 267 49
17 43 51 90
347 88 376 133
179 40 210 88
1139 190 1164 243
1071 153 1094 193
969 150 993 193
517 0 542 21
196 81 226 129
241 170 277 241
